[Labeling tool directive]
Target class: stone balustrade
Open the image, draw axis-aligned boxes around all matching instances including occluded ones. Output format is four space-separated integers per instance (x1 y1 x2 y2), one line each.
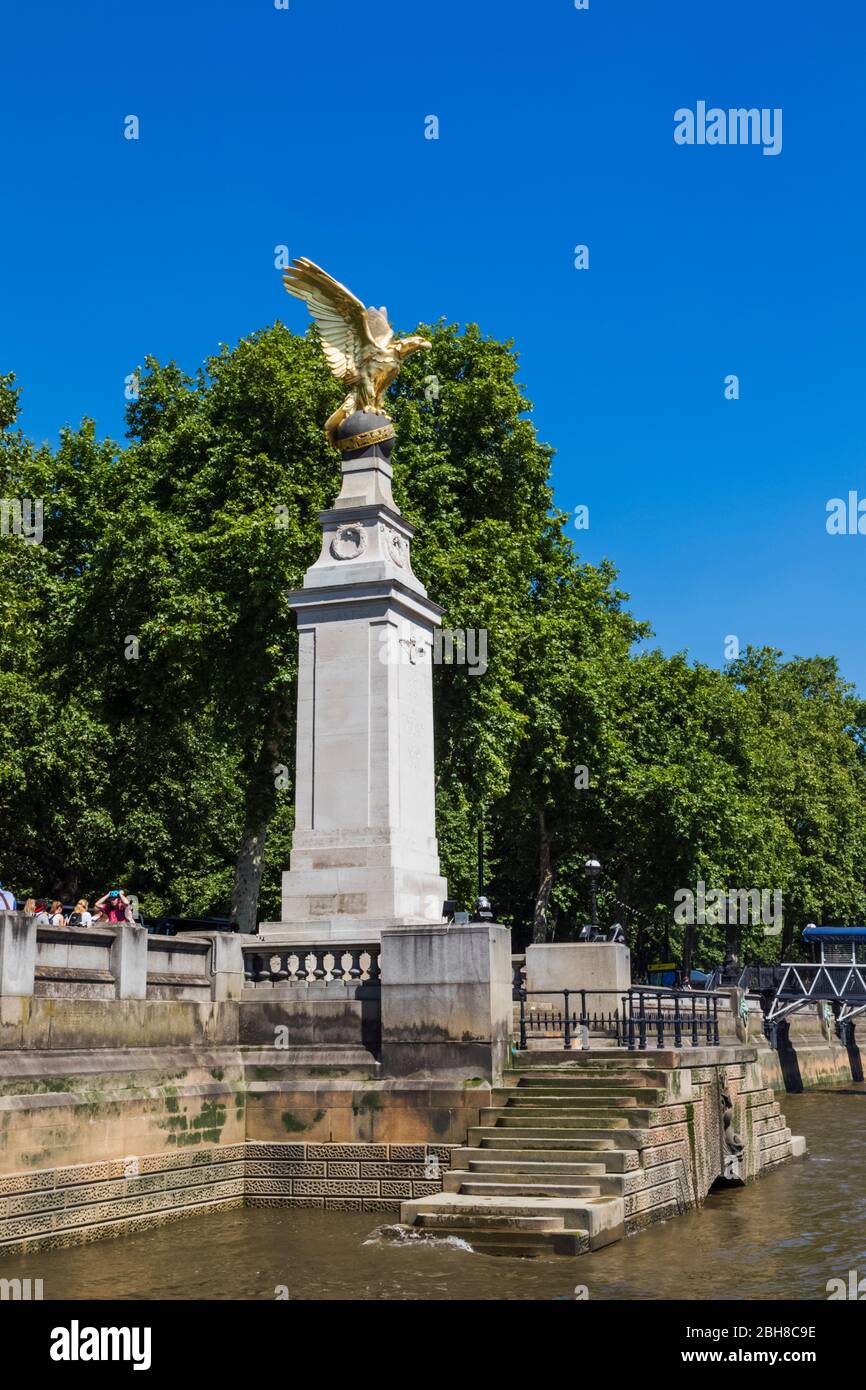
242 943 381 988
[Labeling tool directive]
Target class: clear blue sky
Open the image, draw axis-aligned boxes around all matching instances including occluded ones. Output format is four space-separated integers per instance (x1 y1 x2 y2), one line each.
3 0 865 689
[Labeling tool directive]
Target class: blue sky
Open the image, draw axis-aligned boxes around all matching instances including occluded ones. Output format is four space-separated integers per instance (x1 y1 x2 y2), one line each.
3 0 865 689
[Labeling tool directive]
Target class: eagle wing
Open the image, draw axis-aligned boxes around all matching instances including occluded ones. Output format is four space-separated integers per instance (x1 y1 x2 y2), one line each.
282 257 374 384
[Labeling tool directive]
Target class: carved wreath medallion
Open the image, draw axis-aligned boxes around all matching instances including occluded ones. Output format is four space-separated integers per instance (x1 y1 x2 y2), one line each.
330 524 368 561
382 525 408 568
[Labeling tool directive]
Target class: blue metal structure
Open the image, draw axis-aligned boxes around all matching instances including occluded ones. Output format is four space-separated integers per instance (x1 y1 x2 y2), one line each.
766 925 866 1034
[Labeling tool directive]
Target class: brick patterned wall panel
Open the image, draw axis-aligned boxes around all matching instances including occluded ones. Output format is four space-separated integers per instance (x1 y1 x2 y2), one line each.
136 1145 245 1174
425 1146 455 1163
246 1196 324 1208
306 1144 389 1161
387 1145 428 1161
292 1179 380 1197
5 1191 64 1216
642 1141 689 1168
0 1212 56 1241
246 1162 327 1179
624 1179 687 1219
243 1143 308 1161
358 1162 429 1179
55 1161 127 1186
0 1171 55 1197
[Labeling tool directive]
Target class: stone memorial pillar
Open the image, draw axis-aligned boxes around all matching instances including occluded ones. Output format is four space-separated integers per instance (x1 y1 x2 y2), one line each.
260 412 448 943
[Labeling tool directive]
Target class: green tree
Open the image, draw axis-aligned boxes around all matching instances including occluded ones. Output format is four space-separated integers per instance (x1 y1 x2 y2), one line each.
3 329 865 962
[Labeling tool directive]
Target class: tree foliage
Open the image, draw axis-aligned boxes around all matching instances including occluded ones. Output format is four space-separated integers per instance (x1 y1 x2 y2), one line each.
1 327 864 967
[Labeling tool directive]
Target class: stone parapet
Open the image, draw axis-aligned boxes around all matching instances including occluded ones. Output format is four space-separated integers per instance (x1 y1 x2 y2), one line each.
0 913 244 1010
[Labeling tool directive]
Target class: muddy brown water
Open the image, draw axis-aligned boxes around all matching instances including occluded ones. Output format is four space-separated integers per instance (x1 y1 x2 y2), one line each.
5 1091 865 1301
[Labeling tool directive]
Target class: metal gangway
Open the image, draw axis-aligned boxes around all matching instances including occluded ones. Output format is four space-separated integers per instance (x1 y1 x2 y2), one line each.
765 925 866 1042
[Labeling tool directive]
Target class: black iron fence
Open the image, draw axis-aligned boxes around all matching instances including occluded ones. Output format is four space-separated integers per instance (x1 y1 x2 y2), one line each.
513 985 721 1052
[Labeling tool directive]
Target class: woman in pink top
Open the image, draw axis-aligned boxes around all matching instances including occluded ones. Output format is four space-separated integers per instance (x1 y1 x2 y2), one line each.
95 889 130 924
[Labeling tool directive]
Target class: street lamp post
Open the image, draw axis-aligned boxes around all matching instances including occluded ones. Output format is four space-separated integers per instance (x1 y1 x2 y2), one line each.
585 857 601 930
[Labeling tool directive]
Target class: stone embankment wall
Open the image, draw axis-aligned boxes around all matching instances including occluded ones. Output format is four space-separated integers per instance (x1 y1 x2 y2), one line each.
0 1045 482 1254
714 988 861 1091
641 1052 800 1222
0 1143 460 1254
0 1043 802 1256
0 915 823 1257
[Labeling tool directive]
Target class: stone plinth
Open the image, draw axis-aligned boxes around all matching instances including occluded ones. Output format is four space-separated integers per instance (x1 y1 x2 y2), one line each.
525 941 632 1016
110 922 148 1000
0 912 35 997
380 921 512 1080
260 413 448 944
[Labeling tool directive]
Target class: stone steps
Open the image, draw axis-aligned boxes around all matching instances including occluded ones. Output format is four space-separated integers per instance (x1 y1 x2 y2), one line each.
482 1108 648 1122
417 1224 591 1258
480 1110 657 1129
454 1180 601 1199
397 1055 802 1258
455 1164 635 1200
493 1089 666 1107
462 1157 607 1176
511 1055 679 1073
457 1142 637 1170
415 1212 563 1232
509 1073 672 1088
400 1191 624 1251
468 1125 644 1148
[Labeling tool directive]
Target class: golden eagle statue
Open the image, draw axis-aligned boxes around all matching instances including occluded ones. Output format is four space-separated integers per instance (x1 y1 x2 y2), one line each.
282 257 431 445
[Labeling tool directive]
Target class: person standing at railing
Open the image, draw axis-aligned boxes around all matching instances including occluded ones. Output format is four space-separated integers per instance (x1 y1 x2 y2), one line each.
0 883 16 910
95 888 130 924
67 899 93 929
48 900 66 926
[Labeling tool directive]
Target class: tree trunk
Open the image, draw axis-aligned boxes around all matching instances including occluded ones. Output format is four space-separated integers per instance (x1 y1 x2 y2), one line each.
231 695 291 933
231 824 269 934
48 861 79 906
682 923 695 980
531 809 554 944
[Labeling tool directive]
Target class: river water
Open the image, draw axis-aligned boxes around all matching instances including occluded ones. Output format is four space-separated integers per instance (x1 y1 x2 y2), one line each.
7 1091 866 1301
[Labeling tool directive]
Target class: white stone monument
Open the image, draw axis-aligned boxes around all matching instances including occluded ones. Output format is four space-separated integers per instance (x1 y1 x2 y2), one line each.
259 412 448 943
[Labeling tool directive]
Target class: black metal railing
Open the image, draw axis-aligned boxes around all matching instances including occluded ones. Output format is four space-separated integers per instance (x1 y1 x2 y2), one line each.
513 986 721 1051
